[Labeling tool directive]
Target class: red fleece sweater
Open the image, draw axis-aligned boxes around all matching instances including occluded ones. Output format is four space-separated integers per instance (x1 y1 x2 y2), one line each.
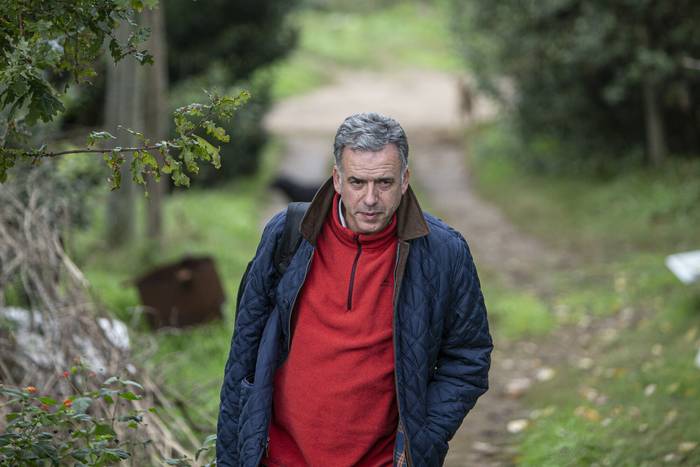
264 194 399 466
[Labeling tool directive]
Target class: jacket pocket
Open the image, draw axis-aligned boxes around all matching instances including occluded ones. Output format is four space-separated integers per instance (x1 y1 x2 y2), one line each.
238 374 255 417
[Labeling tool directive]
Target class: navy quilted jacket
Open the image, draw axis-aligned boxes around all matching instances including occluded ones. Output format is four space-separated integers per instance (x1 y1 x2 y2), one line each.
217 179 492 466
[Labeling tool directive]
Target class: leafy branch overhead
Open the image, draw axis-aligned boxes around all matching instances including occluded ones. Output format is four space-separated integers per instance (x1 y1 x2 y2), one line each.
0 0 248 188
1 0 155 126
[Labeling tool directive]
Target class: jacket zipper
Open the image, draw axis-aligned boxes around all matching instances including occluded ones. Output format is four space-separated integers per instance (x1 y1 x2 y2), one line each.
392 242 414 467
346 235 362 310
287 250 315 352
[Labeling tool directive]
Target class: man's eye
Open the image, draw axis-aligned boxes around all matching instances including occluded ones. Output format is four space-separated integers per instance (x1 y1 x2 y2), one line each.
379 180 393 188
350 180 363 187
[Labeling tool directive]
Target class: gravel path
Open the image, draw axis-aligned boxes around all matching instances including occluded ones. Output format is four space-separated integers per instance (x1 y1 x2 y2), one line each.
263 69 564 466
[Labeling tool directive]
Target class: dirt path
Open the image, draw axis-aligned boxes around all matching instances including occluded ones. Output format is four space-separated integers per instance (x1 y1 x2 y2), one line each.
263 69 564 466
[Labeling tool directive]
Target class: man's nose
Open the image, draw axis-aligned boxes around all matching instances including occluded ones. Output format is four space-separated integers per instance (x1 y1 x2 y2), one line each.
364 183 378 206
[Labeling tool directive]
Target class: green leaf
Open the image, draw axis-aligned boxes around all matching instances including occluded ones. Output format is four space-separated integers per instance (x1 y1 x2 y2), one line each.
0 386 24 397
87 131 117 147
194 135 220 167
131 152 146 185
71 448 89 463
203 121 230 143
72 397 92 414
0 152 18 183
38 397 57 406
103 447 130 460
123 380 144 390
71 413 91 422
94 423 116 437
103 376 120 385
5 413 20 422
118 391 142 401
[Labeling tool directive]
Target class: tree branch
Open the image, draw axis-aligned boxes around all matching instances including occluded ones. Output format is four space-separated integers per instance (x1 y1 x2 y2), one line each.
44 145 163 158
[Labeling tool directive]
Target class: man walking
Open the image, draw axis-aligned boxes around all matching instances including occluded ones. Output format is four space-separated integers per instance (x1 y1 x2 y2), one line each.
217 112 492 466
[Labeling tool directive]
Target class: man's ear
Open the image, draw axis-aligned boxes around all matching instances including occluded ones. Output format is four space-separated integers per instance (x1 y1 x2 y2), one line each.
401 168 410 194
332 165 342 194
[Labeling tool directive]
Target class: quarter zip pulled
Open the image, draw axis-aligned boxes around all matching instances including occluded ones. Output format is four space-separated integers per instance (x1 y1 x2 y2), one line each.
346 235 362 310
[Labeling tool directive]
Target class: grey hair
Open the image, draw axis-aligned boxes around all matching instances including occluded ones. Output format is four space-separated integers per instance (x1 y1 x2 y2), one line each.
333 112 409 174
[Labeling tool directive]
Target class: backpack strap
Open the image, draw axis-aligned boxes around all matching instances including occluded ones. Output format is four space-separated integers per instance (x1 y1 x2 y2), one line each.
274 202 310 276
236 202 310 315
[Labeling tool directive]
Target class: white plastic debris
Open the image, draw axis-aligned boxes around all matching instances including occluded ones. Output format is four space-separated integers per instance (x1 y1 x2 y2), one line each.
98 317 130 350
1 307 130 371
665 250 700 284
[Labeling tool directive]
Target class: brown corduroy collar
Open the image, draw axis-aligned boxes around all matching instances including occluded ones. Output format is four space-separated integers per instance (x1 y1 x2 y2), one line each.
299 177 430 245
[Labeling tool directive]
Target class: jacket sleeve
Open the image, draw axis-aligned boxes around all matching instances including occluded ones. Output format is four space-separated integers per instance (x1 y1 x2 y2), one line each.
423 235 492 455
216 212 285 467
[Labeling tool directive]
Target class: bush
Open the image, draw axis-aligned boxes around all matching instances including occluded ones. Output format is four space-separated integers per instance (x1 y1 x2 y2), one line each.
0 368 147 466
451 0 700 170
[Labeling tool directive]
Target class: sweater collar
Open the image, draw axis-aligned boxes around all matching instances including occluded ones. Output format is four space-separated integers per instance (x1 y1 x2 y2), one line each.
300 177 430 246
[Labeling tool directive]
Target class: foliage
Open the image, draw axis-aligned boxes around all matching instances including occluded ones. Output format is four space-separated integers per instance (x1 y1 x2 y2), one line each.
0 0 154 130
517 284 700 466
165 0 300 84
156 0 300 184
2 89 249 191
481 281 555 339
451 0 700 170
0 366 147 466
0 0 250 190
0 365 220 466
469 122 700 254
469 120 700 465
0 0 152 154
170 67 268 185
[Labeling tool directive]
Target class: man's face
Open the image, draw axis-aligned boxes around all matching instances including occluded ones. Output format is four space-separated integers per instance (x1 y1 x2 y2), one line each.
332 144 410 235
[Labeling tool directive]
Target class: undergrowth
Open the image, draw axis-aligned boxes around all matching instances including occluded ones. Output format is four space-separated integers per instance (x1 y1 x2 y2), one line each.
468 121 700 465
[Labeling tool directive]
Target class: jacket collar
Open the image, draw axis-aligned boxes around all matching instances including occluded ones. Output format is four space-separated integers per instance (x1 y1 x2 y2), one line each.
300 177 430 245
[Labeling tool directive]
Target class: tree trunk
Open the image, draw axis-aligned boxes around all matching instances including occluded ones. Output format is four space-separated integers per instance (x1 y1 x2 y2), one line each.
642 75 667 167
141 5 169 244
105 23 143 247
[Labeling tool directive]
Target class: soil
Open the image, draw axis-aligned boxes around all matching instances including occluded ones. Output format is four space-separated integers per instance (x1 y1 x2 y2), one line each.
262 69 576 466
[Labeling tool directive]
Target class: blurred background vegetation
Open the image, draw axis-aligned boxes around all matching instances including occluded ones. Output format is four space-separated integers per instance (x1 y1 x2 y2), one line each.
2 0 699 465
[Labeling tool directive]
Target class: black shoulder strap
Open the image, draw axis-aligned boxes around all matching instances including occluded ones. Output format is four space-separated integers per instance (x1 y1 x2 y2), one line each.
236 202 310 314
274 202 309 276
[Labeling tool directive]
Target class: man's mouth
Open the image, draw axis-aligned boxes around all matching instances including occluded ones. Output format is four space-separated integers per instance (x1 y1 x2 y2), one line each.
360 212 380 219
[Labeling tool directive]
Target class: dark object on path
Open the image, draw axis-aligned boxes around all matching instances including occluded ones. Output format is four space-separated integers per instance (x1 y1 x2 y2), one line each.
270 176 320 202
135 256 225 329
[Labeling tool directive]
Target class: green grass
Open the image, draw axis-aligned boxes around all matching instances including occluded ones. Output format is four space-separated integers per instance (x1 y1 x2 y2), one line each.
269 1 462 100
479 276 556 339
518 294 700 466
468 122 700 256
467 121 700 465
